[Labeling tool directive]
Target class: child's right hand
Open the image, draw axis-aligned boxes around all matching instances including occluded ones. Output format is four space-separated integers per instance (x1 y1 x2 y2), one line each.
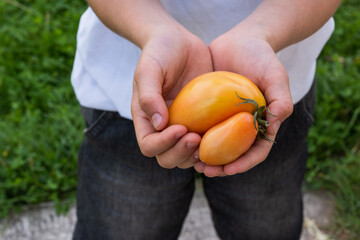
131 24 213 169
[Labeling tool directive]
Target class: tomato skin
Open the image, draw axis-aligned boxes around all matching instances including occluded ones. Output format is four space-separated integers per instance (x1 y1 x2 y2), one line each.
199 112 257 165
168 71 266 134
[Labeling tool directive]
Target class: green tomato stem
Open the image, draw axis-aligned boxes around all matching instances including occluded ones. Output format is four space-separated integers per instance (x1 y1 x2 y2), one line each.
235 91 276 143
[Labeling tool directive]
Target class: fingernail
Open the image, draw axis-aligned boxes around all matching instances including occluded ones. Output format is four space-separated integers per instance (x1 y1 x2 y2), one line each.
186 142 198 150
193 150 199 159
151 113 162 129
272 120 281 133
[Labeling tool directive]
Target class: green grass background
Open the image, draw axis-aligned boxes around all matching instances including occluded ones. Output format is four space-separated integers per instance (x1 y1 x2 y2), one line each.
0 0 359 238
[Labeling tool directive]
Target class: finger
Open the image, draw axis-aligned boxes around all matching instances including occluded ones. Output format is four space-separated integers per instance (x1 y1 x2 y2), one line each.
202 165 226 178
156 133 201 169
194 161 205 173
139 125 187 157
194 162 227 177
134 54 168 130
223 138 273 175
265 98 292 136
132 86 188 157
177 149 200 169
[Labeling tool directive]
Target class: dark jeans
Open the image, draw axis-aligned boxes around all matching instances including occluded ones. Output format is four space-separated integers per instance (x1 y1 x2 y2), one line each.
72 83 316 240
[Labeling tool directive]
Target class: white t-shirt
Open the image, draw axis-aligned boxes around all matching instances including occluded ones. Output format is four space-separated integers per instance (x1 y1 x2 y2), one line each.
71 0 334 120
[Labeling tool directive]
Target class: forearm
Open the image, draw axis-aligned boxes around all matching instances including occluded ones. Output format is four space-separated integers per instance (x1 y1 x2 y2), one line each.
87 0 182 48
235 0 342 52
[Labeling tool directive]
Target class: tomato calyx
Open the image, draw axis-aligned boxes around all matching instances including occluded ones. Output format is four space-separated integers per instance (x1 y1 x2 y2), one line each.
235 92 276 143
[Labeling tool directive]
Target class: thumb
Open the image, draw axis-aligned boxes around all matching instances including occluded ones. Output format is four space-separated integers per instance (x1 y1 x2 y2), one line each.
133 56 169 130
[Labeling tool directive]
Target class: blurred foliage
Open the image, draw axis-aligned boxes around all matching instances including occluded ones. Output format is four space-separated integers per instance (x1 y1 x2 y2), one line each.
306 0 360 238
0 0 359 238
0 0 87 216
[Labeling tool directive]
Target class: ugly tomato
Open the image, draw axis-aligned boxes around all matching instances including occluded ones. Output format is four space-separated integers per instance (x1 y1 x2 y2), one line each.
168 71 270 166
168 71 266 134
199 112 258 165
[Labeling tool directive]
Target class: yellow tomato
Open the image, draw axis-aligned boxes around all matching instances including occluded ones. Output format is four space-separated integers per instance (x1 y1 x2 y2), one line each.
168 71 269 165
168 71 266 134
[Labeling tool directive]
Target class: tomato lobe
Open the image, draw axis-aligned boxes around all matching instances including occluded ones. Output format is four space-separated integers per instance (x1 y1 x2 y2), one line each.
168 71 267 165
199 112 257 165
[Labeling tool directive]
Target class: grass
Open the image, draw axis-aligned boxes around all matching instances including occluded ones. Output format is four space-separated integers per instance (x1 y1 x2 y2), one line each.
306 0 360 238
0 0 359 238
0 0 87 215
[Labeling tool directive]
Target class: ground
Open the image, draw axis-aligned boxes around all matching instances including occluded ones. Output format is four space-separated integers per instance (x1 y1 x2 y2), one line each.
0 181 334 240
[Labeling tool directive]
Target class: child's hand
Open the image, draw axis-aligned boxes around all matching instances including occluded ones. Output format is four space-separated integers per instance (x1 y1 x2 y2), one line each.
131 25 213 169
195 33 293 177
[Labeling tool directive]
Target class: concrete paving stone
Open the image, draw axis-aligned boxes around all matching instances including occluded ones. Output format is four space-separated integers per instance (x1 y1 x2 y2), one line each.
303 190 334 229
0 186 334 240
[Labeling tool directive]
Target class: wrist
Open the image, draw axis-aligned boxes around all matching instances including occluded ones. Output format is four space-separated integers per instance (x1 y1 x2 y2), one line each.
141 23 199 55
89 0 189 49
141 23 189 49
231 19 283 53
